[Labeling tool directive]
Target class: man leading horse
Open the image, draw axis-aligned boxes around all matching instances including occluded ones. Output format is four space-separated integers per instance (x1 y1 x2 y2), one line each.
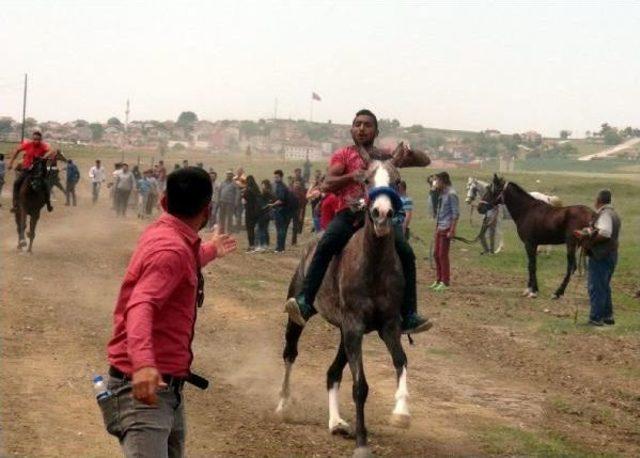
285 109 431 334
8 130 56 213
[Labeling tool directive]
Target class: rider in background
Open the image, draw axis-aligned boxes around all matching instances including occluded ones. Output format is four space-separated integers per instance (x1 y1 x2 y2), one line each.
7 130 55 212
285 109 431 334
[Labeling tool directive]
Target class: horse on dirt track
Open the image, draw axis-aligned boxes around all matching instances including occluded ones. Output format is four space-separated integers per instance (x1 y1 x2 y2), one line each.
478 174 595 299
276 159 416 458
15 157 49 252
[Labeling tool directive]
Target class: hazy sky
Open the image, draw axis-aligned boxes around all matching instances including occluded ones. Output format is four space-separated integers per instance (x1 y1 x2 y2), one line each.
1 1 639 136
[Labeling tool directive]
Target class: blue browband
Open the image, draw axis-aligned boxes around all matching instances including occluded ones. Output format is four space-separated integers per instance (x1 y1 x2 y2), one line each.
368 186 403 213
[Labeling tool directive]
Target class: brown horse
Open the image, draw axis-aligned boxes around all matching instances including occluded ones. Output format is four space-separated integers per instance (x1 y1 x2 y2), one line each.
478 174 595 299
276 159 418 458
15 158 49 252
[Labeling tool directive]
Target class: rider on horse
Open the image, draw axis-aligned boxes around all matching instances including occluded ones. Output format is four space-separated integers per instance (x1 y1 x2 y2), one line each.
285 109 431 334
8 130 55 213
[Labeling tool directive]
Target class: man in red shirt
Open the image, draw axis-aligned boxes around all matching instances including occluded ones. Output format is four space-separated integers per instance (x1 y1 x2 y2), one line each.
285 109 431 334
102 167 237 458
7 130 55 212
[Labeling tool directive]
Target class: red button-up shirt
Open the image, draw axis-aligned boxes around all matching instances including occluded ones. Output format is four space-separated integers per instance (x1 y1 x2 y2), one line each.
107 213 217 377
329 145 369 213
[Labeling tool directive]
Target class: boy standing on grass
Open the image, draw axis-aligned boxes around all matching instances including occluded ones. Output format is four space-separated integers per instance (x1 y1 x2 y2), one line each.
430 171 459 292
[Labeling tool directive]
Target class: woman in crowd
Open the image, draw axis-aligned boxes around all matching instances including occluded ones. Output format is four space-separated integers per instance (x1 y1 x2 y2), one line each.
255 179 276 252
242 175 262 252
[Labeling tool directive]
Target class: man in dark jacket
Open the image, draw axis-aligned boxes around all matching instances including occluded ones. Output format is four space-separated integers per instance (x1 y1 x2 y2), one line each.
65 159 80 206
273 169 293 253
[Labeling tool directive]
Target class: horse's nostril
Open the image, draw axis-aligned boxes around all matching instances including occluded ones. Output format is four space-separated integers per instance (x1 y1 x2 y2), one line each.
372 208 379 219
387 209 394 219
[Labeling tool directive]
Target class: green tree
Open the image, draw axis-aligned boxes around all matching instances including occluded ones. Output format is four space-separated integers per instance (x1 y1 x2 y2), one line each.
177 111 198 127
74 119 89 127
107 117 123 128
559 130 572 139
89 123 104 141
0 117 13 134
603 129 622 146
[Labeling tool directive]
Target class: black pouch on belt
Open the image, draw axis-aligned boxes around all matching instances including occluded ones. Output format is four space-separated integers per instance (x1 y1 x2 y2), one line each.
186 372 210 390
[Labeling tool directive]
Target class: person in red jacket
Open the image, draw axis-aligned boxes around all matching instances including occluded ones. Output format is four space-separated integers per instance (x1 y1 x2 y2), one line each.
103 167 237 458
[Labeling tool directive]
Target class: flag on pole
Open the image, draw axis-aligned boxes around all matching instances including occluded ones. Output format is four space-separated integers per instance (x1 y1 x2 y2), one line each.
312 92 322 101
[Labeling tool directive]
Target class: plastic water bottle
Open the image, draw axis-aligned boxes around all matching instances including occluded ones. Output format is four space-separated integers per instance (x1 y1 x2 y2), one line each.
93 375 112 401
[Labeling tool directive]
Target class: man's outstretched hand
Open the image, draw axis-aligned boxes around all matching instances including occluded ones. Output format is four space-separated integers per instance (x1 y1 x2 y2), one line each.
209 227 238 258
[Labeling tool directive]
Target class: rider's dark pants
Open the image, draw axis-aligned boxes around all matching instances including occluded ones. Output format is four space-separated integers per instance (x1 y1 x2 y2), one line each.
301 209 418 317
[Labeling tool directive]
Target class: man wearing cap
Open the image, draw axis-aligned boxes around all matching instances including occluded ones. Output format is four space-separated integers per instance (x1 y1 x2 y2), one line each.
575 189 621 326
7 130 56 212
284 109 431 334
217 170 238 234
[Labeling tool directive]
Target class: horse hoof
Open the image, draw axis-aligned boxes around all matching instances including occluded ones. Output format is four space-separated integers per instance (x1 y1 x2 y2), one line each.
390 413 411 429
527 292 538 299
329 419 351 436
274 398 291 421
521 288 532 297
352 447 373 458
551 294 560 300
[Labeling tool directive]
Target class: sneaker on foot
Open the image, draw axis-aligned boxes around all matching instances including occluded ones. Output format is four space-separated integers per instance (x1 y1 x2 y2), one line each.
603 317 615 326
401 314 433 334
587 319 604 327
284 296 311 326
433 283 448 292
428 281 440 289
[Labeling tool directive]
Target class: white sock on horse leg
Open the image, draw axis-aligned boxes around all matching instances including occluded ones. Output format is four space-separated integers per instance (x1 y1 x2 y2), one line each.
392 366 409 416
328 382 348 430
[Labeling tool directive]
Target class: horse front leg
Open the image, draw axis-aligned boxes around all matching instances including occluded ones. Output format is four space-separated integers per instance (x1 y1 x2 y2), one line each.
275 319 304 418
16 209 27 250
553 243 577 299
524 244 538 298
327 335 350 436
27 212 39 253
380 323 410 429
344 328 370 458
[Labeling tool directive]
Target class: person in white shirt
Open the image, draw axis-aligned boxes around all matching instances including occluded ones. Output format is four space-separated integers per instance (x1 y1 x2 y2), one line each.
89 159 107 204
114 163 135 217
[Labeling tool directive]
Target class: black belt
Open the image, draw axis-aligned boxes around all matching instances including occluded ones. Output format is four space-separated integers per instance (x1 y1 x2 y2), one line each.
109 366 186 391
108 366 209 391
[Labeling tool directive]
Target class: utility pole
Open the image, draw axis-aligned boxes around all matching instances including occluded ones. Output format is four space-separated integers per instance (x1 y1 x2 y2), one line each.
21 74 28 142
274 98 278 120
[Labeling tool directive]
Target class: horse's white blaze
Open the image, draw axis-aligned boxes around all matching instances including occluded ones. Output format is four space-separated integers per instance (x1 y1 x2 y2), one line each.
328 382 345 429
373 164 390 187
392 366 409 416
372 194 393 216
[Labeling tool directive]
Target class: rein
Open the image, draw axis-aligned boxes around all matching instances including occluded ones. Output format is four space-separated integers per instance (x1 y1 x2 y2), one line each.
453 207 500 245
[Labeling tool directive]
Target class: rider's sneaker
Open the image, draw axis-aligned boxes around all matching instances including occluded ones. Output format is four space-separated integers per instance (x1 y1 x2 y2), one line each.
401 314 433 334
433 283 448 293
284 295 315 327
428 281 440 289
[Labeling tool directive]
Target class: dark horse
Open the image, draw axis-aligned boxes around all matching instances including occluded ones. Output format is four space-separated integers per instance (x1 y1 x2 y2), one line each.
15 158 49 252
479 174 595 299
276 160 416 458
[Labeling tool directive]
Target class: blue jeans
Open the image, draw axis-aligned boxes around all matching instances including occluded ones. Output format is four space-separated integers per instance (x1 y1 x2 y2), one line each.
274 211 291 251
257 217 270 247
587 252 617 321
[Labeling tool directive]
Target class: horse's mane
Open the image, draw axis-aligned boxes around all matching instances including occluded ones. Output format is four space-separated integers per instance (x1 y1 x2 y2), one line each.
506 181 538 203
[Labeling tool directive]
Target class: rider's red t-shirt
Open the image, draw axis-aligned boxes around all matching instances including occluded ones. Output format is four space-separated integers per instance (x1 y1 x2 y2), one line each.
329 145 368 213
21 140 50 169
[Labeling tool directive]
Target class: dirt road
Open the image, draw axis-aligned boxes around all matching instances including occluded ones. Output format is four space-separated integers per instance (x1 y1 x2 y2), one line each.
2 189 639 457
